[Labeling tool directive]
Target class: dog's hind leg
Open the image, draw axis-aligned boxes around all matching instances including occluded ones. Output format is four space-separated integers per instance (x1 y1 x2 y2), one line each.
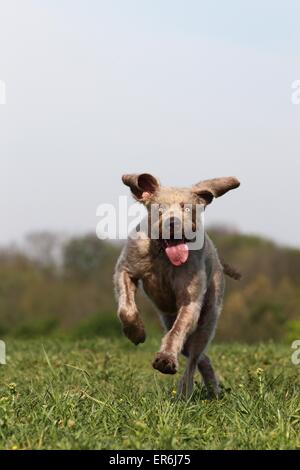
198 354 220 398
177 353 219 399
177 353 198 399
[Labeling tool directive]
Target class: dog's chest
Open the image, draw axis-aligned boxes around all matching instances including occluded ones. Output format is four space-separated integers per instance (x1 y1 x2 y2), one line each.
140 266 177 314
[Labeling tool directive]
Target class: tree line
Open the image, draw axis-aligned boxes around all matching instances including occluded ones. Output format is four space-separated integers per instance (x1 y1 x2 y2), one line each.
0 228 299 342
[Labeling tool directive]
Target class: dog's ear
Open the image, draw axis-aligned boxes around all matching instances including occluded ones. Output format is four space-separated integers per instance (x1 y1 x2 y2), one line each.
122 173 160 202
192 177 240 205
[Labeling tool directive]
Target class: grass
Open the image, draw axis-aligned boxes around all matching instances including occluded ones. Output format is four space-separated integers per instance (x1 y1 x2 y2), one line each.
0 337 299 450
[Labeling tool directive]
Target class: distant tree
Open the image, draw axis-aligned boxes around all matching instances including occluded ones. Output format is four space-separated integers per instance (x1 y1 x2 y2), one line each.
1 228 300 341
25 231 63 267
63 234 106 279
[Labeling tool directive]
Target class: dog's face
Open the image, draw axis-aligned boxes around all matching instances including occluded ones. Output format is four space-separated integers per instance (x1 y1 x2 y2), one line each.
122 173 240 266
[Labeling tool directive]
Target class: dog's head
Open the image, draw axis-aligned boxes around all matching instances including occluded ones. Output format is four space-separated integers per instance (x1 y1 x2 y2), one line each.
122 173 240 266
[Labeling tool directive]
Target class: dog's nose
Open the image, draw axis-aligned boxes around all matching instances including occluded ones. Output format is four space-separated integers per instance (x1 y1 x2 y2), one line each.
164 217 182 232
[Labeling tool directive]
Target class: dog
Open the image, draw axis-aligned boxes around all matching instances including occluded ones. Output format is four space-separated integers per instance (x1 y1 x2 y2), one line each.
114 173 240 398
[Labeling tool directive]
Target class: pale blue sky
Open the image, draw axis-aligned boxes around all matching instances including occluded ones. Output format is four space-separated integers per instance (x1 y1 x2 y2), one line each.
0 1 300 246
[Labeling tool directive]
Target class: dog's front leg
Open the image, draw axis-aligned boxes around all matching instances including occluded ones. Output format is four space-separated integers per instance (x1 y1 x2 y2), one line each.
114 269 146 345
152 300 202 375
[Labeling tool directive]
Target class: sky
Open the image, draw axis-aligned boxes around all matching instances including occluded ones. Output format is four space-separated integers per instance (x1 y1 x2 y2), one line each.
0 0 300 247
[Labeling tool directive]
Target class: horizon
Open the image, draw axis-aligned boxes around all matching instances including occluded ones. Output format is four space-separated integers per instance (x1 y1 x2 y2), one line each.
1 223 299 254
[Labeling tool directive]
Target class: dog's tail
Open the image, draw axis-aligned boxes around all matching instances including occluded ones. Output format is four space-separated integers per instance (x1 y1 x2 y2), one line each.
221 261 242 281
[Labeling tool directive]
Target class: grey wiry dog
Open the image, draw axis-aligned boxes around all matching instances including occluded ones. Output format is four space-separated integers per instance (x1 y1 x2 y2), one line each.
114 173 240 398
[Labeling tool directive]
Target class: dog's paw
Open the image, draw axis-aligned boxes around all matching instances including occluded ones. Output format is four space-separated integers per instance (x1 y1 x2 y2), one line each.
122 316 146 345
152 352 178 375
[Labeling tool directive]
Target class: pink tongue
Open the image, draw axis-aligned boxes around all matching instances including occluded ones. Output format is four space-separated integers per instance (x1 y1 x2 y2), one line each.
165 242 189 266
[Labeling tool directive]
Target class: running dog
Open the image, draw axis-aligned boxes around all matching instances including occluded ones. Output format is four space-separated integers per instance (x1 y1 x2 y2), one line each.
114 173 240 397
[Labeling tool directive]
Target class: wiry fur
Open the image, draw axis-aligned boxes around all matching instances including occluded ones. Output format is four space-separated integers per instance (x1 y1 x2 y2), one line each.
114 173 240 398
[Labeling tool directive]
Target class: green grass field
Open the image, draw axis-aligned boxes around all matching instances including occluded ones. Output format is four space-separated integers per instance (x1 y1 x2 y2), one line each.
0 338 299 450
